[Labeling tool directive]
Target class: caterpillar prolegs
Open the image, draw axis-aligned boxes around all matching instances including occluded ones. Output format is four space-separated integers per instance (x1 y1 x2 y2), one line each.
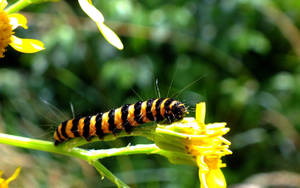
54 98 187 145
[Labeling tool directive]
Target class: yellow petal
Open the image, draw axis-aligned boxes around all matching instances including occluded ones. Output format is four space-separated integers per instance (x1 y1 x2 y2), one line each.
5 167 21 184
9 35 45 53
97 23 124 50
78 0 104 23
199 169 226 188
196 102 206 125
8 13 28 30
0 0 8 10
197 156 209 173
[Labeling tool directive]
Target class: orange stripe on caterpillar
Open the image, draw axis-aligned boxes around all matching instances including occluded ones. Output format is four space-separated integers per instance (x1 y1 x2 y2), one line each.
54 98 187 145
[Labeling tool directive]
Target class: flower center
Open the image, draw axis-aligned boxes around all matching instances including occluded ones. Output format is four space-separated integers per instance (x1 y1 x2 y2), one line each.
0 10 13 58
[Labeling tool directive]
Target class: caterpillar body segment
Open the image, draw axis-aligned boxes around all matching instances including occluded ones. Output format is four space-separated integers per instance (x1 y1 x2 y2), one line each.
54 98 187 145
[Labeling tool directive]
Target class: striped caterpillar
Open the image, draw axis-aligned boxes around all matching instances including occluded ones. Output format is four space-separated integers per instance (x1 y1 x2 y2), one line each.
54 98 187 145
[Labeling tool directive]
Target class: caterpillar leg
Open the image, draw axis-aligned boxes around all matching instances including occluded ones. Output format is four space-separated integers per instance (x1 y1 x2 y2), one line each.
54 140 61 146
123 122 133 134
97 133 105 140
85 136 93 142
112 128 122 135
165 113 176 123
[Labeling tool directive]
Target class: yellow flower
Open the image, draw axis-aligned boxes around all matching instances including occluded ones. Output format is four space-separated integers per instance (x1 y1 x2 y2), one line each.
0 0 44 58
0 167 21 188
189 102 232 188
78 0 123 50
155 102 232 188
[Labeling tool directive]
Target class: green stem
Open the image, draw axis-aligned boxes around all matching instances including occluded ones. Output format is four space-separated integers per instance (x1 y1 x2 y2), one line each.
5 0 31 14
0 133 161 187
0 133 90 160
91 161 130 188
88 144 162 160
5 0 58 14
0 133 165 160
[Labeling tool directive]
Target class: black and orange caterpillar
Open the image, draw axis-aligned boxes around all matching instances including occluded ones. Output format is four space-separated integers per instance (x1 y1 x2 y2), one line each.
54 98 187 145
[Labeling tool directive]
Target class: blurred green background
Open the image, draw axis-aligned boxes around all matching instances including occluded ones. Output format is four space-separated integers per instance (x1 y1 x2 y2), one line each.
1 0 300 187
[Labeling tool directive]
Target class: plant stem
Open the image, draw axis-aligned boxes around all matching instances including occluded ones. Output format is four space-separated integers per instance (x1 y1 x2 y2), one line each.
0 133 90 160
0 133 161 187
91 161 130 188
5 0 58 14
88 144 162 160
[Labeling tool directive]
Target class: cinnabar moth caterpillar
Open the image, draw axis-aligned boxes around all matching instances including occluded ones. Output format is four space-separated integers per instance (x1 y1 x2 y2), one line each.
54 98 187 145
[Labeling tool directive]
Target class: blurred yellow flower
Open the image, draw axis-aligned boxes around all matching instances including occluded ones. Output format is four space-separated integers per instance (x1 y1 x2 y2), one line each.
0 0 44 58
0 167 21 188
78 0 123 50
155 102 232 188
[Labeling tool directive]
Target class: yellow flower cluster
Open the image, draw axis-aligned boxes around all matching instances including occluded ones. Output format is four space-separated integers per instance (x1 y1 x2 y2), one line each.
0 167 20 188
0 0 44 58
156 102 232 188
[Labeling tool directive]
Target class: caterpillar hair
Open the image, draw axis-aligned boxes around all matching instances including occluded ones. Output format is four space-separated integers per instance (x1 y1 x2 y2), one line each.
54 98 187 145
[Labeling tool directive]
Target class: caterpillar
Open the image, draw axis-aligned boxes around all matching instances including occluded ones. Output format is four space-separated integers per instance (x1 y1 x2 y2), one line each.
54 98 187 145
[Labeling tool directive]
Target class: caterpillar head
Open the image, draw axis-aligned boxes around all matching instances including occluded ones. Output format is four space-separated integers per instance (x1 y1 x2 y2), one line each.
168 101 187 122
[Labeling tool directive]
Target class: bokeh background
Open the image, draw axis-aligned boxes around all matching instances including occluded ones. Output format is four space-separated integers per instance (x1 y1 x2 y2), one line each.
1 0 300 187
